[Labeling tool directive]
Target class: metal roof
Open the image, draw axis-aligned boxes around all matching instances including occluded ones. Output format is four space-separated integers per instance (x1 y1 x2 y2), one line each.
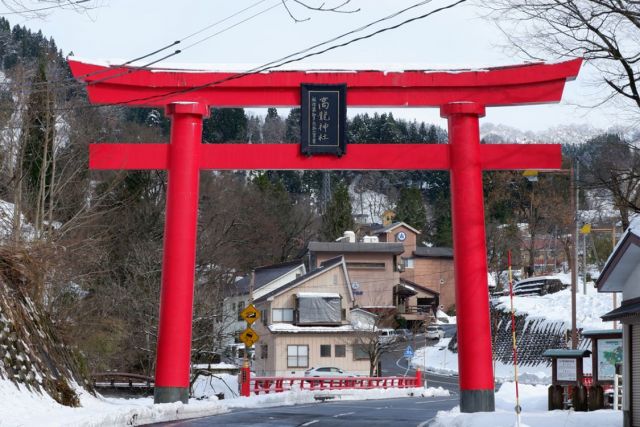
308 241 405 255
581 329 623 338
597 231 640 292
254 256 345 303
542 349 591 358
413 247 453 258
601 298 640 321
235 260 304 294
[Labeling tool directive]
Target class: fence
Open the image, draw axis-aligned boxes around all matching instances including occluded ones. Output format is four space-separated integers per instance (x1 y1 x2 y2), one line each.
249 370 422 395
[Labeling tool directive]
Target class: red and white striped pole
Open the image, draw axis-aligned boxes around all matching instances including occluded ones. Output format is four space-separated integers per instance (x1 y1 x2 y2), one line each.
508 251 522 425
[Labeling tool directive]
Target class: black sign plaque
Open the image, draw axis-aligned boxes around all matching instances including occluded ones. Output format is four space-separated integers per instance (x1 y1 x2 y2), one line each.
300 84 347 156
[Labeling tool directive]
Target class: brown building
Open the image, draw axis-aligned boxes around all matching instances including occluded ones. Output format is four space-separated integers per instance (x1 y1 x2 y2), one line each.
372 222 455 312
307 222 455 328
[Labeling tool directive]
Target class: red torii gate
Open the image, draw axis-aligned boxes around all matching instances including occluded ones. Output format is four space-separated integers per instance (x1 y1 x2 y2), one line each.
69 58 581 412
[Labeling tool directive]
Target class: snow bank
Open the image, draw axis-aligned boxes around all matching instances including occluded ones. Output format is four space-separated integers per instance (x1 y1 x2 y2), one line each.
411 338 551 384
492 281 615 331
431 382 621 427
0 375 448 427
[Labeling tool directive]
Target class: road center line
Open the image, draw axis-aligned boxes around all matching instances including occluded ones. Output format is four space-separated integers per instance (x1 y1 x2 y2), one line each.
417 417 435 427
333 411 356 417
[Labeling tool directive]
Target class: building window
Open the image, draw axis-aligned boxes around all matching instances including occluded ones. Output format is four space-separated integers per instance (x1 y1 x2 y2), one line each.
320 344 331 357
272 308 294 322
261 344 268 359
335 345 346 357
403 257 414 269
287 345 308 368
353 344 368 360
237 301 245 321
261 309 268 325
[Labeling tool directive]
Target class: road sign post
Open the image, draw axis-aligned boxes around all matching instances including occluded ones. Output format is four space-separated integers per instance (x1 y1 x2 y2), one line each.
239 304 260 397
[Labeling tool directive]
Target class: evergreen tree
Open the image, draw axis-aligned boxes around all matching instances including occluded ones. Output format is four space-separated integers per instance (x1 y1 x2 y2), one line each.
21 58 55 226
395 187 427 232
262 107 285 142
203 108 247 142
285 107 301 142
321 182 354 241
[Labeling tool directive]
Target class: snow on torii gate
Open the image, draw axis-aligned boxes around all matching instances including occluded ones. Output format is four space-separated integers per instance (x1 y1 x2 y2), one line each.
69 58 581 412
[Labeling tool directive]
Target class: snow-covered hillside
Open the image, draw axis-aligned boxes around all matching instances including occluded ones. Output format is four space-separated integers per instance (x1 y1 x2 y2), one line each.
481 122 603 145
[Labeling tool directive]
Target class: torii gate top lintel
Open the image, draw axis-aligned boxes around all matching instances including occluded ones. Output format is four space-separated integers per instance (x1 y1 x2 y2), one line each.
68 58 582 108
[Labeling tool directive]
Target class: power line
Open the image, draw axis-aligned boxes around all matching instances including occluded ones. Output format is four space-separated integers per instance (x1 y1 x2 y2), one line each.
0 0 91 15
0 0 283 89
85 0 287 86
0 0 468 128
110 0 468 107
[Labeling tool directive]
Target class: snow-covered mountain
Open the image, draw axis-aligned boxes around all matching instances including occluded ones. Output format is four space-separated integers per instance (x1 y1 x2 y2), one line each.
481 123 604 145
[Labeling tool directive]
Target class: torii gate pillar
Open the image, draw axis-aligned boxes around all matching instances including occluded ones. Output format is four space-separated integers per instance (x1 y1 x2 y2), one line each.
154 102 209 403
442 102 494 410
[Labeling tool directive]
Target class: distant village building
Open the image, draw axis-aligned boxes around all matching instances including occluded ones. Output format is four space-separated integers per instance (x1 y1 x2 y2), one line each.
217 261 306 353
308 222 455 329
251 256 371 377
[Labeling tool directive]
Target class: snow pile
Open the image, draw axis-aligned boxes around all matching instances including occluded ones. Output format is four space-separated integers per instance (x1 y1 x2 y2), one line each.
411 339 551 384
431 382 621 427
492 280 615 331
0 377 448 427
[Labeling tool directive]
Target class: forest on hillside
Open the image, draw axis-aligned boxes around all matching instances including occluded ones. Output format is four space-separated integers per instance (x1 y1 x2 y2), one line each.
0 18 638 376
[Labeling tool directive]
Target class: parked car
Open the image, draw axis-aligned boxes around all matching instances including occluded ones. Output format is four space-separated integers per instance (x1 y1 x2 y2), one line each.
512 276 566 296
304 367 357 377
378 328 399 345
425 325 445 340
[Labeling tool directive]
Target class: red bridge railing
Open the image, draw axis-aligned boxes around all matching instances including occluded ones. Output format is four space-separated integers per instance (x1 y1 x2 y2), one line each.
249 370 422 395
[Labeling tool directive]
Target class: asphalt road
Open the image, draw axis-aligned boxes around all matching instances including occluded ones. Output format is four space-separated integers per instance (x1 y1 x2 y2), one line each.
380 333 459 393
155 395 458 427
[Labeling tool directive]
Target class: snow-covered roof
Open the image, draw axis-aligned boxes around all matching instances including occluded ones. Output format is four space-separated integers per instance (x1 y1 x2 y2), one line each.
296 292 341 298
597 218 640 292
268 324 356 333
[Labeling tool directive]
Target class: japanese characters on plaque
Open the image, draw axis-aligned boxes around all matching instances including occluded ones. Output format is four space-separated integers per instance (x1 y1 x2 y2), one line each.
300 84 347 156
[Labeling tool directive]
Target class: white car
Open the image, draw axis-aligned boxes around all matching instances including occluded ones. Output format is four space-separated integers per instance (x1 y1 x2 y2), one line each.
378 328 399 345
425 325 445 340
304 367 357 377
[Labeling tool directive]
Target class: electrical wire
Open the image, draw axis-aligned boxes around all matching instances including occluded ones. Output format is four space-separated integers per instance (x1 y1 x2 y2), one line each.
103 0 468 107
0 0 282 89
0 0 91 15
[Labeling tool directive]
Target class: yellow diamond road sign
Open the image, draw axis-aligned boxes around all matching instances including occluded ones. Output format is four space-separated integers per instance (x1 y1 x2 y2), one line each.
240 304 260 324
239 327 259 347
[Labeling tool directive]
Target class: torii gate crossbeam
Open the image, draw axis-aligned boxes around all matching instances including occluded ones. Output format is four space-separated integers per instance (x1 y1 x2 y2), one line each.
69 58 581 412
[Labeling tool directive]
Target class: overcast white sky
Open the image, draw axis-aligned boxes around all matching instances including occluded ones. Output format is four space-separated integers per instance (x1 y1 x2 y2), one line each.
6 0 630 132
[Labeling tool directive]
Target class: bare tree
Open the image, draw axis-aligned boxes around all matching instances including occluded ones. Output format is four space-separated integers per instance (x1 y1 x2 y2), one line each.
486 0 640 118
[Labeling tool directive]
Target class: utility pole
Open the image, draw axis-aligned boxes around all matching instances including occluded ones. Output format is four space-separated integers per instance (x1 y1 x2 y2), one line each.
612 225 618 329
571 163 578 349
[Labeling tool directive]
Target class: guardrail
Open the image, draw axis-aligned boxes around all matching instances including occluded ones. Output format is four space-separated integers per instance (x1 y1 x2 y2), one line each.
250 370 422 395
92 372 154 389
